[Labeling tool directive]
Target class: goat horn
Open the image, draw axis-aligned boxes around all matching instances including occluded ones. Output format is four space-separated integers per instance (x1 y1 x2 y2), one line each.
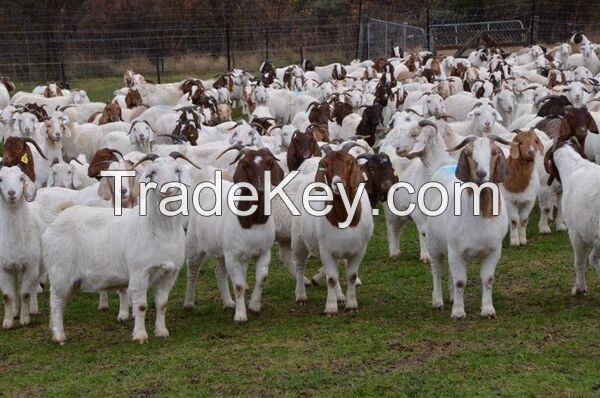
446 136 478 152
169 152 202 169
340 141 362 153
132 153 159 169
406 108 423 117
158 134 187 143
229 148 252 165
108 149 125 161
320 144 334 155
418 119 438 132
517 85 538 92
305 101 320 112
22 137 48 160
226 122 241 131
216 143 246 160
488 135 513 146
535 94 562 106
68 157 84 165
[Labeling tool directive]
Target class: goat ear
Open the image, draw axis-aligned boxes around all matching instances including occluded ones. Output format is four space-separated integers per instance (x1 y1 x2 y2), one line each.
286 140 299 171
22 146 36 182
348 158 364 203
129 130 137 145
509 142 520 159
47 169 55 187
558 118 571 140
535 138 545 154
232 162 248 185
587 113 599 134
23 176 36 202
270 161 285 187
71 168 82 189
467 109 477 120
494 110 503 122
455 150 472 183
97 177 113 201
492 150 509 183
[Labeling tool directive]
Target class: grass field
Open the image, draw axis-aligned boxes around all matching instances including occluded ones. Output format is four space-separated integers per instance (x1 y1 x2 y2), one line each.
1 78 600 397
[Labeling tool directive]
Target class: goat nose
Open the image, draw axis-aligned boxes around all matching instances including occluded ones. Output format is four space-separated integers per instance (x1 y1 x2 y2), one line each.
121 188 128 195
476 171 487 180
7 190 16 198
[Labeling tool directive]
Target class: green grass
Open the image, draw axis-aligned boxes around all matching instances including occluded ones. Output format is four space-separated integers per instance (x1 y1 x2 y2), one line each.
1 77 600 396
1 208 599 397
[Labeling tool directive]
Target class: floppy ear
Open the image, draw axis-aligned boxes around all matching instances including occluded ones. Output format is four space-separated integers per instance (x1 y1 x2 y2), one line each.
47 168 55 187
314 160 327 186
494 110 503 122
558 117 572 140
348 158 364 202
97 177 113 201
509 142 520 159
286 139 299 171
535 138 545 154
23 175 36 202
492 150 508 183
455 150 472 183
232 162 249 185
71 168 82 189
21 145 36 182
587 113 599 134
270 161 285 187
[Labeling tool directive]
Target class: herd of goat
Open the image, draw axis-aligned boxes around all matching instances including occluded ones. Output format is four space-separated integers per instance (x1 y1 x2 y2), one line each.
0 32 599 345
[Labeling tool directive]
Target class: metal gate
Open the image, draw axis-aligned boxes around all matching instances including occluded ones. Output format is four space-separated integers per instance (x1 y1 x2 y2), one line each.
365 18 426 59
430 20 526 48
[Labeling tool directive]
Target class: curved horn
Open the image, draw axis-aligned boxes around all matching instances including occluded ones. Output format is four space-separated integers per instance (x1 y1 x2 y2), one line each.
229 148 252 165
22 137 48 160
305 101 320 112
340 141 362 153
320 144 334 155
107 148 125 161
517 85 538 92
417 119 438 132
446 136 478 152
406 108 423 117
158 134 187 143
67 156 84 165
535 94 562 106
488 135 513 146
216 143 246 160
169 151 202 169
132 153 159 168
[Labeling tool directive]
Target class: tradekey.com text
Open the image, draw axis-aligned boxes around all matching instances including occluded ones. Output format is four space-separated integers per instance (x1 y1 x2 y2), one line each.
101 169 502 229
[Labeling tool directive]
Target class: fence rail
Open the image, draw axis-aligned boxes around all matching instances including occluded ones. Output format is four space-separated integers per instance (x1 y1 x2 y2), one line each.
0 1 598 82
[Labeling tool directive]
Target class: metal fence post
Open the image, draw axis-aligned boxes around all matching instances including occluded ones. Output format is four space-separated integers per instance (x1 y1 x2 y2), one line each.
529 0 537 45
384 23 388 57
265 27 269 60
155 57 161 84
426 7 430 50
300 46 304 65
366 19 370 59
355 0 363 59
226 22 231 71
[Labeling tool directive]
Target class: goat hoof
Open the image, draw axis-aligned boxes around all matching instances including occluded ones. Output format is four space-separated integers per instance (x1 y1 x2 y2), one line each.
310 278 320 286
303 277 312 285
296 299 307 306
20 317 30 327
223 301 235 310
53 336 67 345
248 308 260 316
323 307 338 316
234 318 247 325
345 304 358 312
2 319 14 329
571 286 588 296
481 307 496 319
132 331 148 344
355 277 363 287
154 328 169 338
538 227 551 234
420 256 431 264
183 303 195 310
451 310 466 320
117 315 130 322
556 224 567 232
432 301 444 310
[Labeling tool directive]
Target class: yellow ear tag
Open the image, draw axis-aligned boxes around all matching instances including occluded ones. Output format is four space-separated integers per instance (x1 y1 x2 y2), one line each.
20 153 28 164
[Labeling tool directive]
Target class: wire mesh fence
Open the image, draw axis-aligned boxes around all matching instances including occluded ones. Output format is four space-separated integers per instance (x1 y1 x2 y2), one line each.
0 1 599 83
